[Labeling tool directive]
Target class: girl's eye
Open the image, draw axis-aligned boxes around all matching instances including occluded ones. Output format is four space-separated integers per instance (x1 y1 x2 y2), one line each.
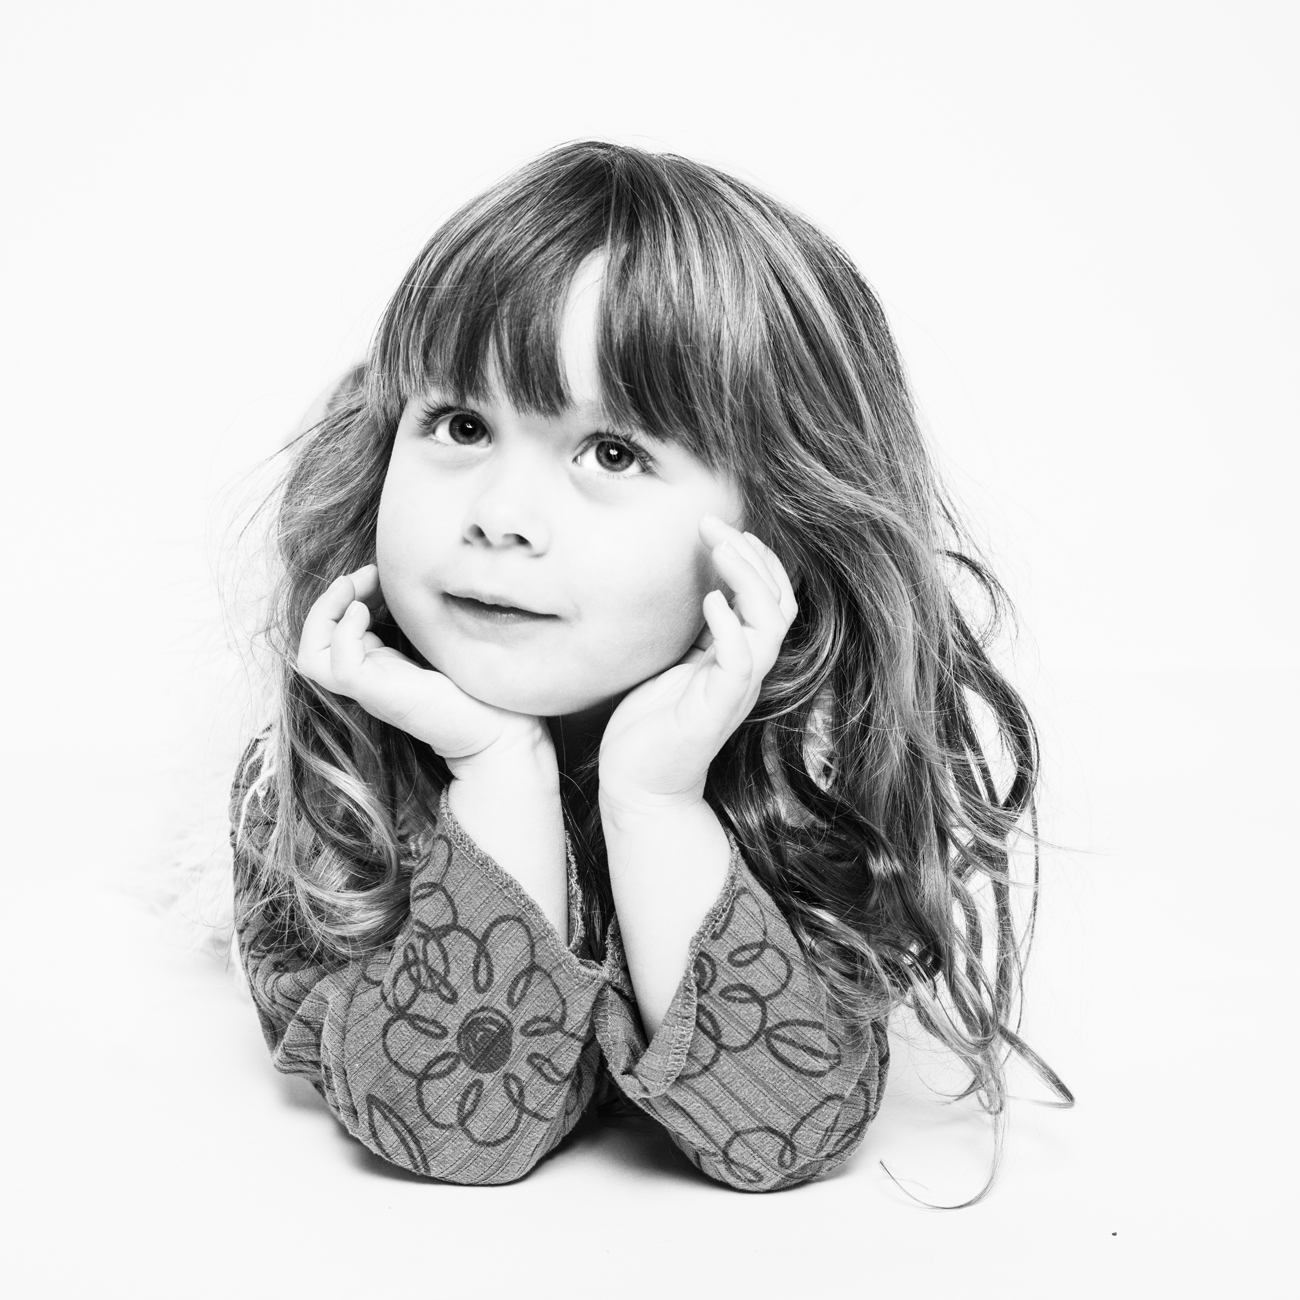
420 407 491 446
579 437 650 477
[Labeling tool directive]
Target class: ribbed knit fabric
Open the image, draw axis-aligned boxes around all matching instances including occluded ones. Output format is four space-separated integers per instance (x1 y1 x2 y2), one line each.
231 741 888 1190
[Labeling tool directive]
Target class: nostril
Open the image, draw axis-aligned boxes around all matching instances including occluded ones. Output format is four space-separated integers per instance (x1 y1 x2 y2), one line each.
461 484 549 551
463 522 537 549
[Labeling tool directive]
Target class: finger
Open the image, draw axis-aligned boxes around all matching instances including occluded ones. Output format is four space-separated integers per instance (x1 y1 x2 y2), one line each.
680 591 753 727
688 615 715 656
700 515 795 621
743 532 798 625
700 588 753 691
329 599 372 685
348 563 382 607
676 634 717 665
361 631 385 652
711 541 788 639
298 573 362 682
700 515 780 603
728 533 781 604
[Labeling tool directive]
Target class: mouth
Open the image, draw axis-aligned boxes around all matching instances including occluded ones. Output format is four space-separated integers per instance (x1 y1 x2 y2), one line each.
444 592 559 624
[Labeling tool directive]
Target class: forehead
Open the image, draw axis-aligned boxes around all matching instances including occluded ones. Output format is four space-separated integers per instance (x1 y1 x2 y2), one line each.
553 254 604 411
383 221 741 472
429 256 622 428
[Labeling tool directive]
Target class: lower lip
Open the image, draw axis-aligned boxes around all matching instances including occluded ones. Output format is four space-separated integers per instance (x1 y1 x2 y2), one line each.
444 595 558 629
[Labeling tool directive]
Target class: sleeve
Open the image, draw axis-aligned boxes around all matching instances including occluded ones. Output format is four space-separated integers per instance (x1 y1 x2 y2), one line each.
229 742 610 1185
593 840 890 1193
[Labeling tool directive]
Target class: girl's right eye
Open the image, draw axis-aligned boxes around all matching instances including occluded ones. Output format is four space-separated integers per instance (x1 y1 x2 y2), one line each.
419 407 491 447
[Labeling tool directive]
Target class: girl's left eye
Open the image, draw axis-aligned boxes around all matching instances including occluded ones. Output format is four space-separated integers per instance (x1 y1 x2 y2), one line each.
577 437 651 477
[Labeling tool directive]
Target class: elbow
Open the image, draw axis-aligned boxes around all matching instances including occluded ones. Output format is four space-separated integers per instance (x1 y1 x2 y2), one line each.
665 1125 849 1193
693 1133 856 1193
360 1092 559 1184
670 1079 880 1192
356 1086 569 1190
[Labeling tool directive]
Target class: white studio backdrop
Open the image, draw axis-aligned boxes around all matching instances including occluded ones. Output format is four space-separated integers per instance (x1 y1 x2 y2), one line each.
2 2 1295 1296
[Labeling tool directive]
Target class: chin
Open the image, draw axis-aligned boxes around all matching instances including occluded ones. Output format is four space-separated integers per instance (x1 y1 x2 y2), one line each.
442 664 612 719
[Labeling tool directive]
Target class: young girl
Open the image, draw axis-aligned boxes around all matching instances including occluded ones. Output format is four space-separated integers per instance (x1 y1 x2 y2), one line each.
230 141 1069 1193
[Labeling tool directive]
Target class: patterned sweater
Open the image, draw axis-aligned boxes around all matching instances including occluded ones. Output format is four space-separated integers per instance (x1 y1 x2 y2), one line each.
230 743 889 1191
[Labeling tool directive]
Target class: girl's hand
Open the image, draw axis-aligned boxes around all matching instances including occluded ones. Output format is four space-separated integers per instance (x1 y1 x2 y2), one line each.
598 517 798 814
296 565 550 774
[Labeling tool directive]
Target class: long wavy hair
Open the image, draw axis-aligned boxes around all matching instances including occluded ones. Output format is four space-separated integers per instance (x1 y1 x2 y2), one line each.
236 141 1070 1181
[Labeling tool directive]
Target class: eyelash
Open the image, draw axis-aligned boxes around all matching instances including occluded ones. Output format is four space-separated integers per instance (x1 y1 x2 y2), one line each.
416 404 656 477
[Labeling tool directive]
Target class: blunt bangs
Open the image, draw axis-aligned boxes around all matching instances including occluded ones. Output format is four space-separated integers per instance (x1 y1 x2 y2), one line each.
368 143 796 473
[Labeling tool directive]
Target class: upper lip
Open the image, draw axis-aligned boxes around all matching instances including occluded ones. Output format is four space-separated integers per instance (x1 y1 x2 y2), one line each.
444 588 555 616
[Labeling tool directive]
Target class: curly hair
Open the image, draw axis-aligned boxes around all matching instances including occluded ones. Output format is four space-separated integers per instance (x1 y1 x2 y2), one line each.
235 142 1070 1179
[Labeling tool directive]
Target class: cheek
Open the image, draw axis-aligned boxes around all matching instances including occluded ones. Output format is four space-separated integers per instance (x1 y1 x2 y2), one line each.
375 469 452 622
585 537 712 668
376 479 411 568
377 446 462 554
375 483 413 595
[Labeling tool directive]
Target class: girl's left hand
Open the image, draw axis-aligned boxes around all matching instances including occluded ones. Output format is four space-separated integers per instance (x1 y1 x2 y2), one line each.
598 515 798 814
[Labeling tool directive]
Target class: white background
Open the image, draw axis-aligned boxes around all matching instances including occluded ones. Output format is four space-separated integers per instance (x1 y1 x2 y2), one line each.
2 2 1295 1296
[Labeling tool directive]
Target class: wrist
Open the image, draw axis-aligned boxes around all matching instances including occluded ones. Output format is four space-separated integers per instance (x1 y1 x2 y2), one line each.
446 723 558 791
597 767 707 824
443 725 568 947
599 785 711 836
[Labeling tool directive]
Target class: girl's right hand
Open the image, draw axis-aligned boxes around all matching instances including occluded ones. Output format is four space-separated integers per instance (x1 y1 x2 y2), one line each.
296 565 551 774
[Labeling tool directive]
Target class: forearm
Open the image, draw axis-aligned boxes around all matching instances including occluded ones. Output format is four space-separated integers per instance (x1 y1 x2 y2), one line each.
592 822 891 1192
600 794 731 1038
448 735 569 944
234 748 603 1183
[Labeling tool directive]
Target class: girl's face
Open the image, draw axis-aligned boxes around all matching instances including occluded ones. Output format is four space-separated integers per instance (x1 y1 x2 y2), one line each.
375 258 744 718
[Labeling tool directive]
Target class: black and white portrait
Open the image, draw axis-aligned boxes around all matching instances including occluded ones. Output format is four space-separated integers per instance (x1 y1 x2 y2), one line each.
5 3 1292 1296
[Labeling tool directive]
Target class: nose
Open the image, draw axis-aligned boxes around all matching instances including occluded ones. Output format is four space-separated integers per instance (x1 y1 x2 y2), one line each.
461 457 552 553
